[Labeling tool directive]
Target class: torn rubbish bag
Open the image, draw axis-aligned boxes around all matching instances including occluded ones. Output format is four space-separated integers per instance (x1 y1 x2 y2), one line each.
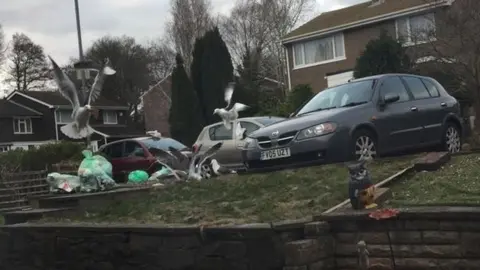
78 150 116 192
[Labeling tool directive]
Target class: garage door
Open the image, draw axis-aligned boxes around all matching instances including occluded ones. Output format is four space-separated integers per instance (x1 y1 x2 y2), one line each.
327 71 354 87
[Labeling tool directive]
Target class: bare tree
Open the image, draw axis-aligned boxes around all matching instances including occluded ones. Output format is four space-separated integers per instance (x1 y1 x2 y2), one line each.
0 25 7 66
147 38 176 81
166 0 213 73
220 0 315 91
422 0 480 126
6 33 50 92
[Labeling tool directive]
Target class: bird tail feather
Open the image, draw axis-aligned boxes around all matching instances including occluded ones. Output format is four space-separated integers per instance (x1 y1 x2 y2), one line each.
61 123 96 139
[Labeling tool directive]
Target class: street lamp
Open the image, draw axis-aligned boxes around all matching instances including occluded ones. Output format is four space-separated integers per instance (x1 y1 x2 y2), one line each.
74 0 86 91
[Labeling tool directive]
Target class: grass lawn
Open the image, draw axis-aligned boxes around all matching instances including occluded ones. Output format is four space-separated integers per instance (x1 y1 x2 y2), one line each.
388 153 480 206
43 155 416 226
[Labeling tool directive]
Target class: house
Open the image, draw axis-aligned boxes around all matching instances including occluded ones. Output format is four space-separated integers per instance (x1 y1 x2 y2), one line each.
0 90 144 152
282 0 455 91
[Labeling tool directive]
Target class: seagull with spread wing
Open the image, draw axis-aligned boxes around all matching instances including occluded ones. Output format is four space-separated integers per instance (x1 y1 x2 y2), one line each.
188 142 223 181
49 56 116 139
213 83 249 130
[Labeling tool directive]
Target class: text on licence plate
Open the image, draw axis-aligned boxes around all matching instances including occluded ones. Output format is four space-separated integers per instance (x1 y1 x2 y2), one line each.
260 148 291 160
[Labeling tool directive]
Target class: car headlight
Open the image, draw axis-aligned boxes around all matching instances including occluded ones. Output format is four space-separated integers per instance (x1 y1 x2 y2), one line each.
296 122 337 140
243 137 256 149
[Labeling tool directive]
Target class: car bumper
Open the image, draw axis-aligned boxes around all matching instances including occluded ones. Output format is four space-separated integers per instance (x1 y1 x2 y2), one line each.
242 130 350 172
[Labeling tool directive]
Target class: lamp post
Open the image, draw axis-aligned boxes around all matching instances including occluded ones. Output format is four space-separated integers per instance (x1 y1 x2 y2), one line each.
74 0 87 91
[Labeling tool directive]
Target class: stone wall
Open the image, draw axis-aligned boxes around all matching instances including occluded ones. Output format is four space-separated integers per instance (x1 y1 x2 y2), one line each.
320 206 480 270
2 207 480 270
0 220 333 270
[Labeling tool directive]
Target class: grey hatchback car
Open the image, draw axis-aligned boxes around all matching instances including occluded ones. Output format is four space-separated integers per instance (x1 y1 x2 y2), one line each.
242 74 463 171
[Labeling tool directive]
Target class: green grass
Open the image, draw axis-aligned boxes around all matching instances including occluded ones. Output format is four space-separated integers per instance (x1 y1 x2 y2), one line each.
388 153 480 206
43 155 415 225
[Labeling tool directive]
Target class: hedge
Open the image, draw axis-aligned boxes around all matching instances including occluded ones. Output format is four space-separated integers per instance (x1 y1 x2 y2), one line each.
0 141 85 172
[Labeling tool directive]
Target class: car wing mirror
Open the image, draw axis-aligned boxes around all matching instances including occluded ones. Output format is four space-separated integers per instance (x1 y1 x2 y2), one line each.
383 93 400 104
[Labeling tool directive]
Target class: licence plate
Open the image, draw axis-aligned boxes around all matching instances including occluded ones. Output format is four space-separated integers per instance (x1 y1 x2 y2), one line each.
260 148 291 160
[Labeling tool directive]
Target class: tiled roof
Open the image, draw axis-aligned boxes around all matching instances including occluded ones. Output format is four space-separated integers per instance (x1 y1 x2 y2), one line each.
21 91 128 107
283 0 442 42
0 99 42 117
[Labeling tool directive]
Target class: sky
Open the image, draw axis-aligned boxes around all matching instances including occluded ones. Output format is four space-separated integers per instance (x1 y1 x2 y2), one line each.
0 0 365 93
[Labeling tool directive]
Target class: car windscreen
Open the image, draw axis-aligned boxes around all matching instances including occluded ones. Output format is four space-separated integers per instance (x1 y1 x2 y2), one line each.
139 138 188 151
255 117 285 126
296 79 376 116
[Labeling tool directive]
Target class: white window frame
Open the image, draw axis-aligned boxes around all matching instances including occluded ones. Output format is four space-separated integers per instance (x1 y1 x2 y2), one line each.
55 110 73 124
292 33 346 69
13 117 33 134
103 111 118 124
395 12 436 47
0 145 10 152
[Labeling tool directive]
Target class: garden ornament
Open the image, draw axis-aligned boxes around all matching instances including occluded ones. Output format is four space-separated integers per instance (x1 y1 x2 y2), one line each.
357 240 370 270
347 160 377 210
49 56 115 139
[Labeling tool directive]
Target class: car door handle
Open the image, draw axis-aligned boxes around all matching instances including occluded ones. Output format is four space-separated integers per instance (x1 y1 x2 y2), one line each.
440 102 447 107
410 106 418 111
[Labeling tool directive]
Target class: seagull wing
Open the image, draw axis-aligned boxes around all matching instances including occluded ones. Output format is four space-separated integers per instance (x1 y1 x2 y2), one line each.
232 102 249 112
197 142 223 173
188 144 203 175
235 122 246 139
49 56 80 109
155 159 181 181
87 58 116 105
224 82 235 109
168 147 189 169
153 148 180 168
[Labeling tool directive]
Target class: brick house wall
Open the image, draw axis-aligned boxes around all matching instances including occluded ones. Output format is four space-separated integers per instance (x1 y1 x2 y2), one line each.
143 75 172 137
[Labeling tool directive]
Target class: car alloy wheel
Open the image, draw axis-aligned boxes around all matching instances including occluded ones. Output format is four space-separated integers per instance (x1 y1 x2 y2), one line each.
354 135 377 161
445 125 461 153
200 163 213 179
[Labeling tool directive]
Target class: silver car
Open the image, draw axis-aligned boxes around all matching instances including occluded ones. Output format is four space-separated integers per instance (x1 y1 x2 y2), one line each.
193 116 285 172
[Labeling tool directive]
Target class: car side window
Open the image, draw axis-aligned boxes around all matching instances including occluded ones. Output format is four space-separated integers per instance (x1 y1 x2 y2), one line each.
240 121 260 135
421 79 440 97
379 76 410 102
209 124 233 141
402 76 431 99
124 141 145 157
105 142 123 158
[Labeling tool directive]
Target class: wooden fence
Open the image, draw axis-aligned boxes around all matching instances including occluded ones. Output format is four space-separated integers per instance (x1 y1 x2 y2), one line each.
0 170 49 212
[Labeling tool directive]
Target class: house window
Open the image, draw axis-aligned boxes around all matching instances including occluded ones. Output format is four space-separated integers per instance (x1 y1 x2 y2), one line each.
0 146 9 152
13 118 33 134
293 33 345 68
55 110 73 124
396 13 436 45
103 111 118 124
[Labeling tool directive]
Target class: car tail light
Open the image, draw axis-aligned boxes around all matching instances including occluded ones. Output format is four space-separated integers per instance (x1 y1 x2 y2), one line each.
192 143 199 153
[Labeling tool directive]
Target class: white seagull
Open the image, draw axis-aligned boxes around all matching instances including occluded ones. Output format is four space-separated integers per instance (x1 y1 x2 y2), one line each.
213 82 249 130
188 142 223 181
146 130 162 139
49 56 116 139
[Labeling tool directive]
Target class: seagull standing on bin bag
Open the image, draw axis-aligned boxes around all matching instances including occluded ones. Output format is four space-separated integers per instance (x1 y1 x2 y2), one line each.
49 56 116 139
213 82 249 130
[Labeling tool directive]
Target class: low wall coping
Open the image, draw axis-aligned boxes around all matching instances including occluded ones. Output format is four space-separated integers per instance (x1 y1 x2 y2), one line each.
314 206 480 221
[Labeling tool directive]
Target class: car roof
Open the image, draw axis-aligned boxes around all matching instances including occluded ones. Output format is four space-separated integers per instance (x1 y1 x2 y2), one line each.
349 73 430 83
98 136 177 148
202 116 285 129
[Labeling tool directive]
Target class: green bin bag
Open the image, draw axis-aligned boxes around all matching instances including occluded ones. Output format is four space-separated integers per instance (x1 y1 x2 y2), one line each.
128 170 149 183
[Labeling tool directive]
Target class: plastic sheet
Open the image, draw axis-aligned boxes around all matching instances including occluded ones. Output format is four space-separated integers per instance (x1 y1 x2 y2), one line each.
46 172 81 193
148 167 173 181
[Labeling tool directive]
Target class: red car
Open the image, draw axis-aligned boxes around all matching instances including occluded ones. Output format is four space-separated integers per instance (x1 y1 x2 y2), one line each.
98 136 191 182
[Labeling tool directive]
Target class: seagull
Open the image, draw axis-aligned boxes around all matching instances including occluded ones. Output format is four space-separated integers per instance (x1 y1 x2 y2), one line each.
235 121 246 140
211 159 236 175
49 56 116 139
188 142 223 181
168 146 191 170
213 82 249 130
146 130 162 140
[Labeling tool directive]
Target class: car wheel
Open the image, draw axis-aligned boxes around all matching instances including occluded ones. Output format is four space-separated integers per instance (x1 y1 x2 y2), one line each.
200 160 213 179
352 129 378 161
443 122 461 153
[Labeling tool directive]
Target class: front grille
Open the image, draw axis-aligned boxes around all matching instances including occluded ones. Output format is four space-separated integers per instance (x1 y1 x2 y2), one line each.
247 150 326 169
257 131 298 149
